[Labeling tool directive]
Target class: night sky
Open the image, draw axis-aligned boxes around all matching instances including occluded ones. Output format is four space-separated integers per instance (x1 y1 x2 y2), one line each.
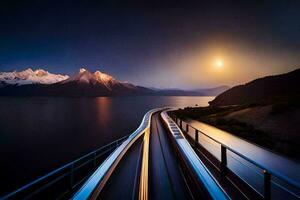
1 0 300 89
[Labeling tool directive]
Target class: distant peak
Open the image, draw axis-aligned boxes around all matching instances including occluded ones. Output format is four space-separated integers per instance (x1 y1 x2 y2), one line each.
94 70 115 82
34 69 48 76
79 68 87 73
34 68 46 72
94 70 103 76
22 68 34 73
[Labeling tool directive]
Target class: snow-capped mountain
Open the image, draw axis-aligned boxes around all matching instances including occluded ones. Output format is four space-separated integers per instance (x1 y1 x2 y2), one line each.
62 68 99 85
49 68 153 96
61 68 141 92
0 68 69 87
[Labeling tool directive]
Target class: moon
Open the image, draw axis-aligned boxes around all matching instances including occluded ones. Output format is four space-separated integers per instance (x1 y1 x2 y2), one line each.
215 60 224 69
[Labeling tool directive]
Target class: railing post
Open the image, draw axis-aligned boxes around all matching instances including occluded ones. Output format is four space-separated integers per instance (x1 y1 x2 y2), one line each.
180 119 182 129
264 170 271 200
220 145 227 176
70 163 74 189
186 124 189 133
195 129 199 147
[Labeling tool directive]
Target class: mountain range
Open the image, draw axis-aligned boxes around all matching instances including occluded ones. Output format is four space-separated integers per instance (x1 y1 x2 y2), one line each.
0 68 229 97
209 68 300 106
0 68 69 87
151 86 230 96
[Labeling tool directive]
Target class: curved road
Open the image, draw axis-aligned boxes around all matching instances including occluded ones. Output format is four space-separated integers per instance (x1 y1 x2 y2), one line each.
149 113 193 200
97 138 143 200
97 113 194 200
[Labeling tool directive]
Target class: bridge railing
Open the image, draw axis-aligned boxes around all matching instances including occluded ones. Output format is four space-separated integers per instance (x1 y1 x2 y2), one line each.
1 135 129 200
161 111 230 200
171 115 300 200
73 108 162 200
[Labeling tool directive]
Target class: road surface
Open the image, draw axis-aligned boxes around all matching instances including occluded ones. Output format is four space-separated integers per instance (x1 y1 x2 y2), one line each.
149 113 193 200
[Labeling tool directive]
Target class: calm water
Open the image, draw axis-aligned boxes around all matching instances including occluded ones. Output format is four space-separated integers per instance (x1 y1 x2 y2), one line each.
0 96 213 195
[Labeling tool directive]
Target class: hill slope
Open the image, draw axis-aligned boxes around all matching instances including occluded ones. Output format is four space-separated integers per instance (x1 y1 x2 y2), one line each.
209 68 300 106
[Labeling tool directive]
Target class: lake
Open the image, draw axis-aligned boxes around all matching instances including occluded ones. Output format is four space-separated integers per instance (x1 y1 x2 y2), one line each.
0 96 213 195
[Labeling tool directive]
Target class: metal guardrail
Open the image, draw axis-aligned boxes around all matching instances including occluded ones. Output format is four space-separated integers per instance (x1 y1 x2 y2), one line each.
72 108 162 200
171 114 300 200
161 111 230 200
1 135 129 200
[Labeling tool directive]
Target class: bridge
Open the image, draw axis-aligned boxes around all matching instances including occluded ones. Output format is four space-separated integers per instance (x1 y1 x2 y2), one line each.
1 109 299 200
